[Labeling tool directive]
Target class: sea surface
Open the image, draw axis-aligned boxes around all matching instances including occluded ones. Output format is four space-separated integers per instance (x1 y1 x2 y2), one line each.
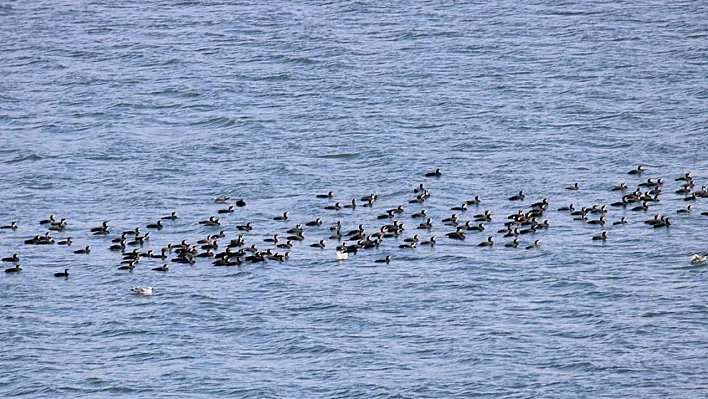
1 1 707 397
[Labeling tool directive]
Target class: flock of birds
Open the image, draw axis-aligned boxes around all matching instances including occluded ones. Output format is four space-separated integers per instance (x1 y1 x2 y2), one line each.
2 165 708 294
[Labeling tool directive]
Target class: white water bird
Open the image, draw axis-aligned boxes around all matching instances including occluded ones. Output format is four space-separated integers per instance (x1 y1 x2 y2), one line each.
131 286 153 295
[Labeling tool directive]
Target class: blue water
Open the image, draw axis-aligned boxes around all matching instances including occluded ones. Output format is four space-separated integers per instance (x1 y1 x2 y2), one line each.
2 1 708 397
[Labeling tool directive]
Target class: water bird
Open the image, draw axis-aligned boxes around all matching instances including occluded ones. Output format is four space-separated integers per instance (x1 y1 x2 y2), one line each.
343 199 357 209
131 286 153 295
612 182 628 191
199 216 221 226
54 269 69 277
478 236 494 247
236 199 247 207
152 264 169 272
677 205 693 214
504 239 519 248
147 220 163 229
40 215 55 225
425 168 442 177
466 196 481 205
613 217 628 225
558 204 574 212
451 203 468 212
5 264 22 273
508 191 525 201
316 191 335 199
690 254 707 265
237 222 253 231
375 255 392 264
2 253 19 262
213 196 229 203
676 172 692 181
90 221 110 232
273 212 289 221
310 240 326 249
218 205 235 214
335 251 349 261
1 221 18 230
73 246 91 254
526 240 541 249
566 183 580 191
420 236 436 246
652 218 671 228
628 165 644 175
58 237 73 245
161 211 178 220
465 222 485 232
306 218 323 227
592 231 608 241
324 202 341 211
411 210 427 219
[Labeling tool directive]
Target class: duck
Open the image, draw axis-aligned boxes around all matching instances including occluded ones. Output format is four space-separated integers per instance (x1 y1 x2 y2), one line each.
587 216 606 226
417 218 433 229
611 182 628 191
375 255 392 264
237 222 253 231
466 196 481 205
328 229 342 240
122 227 140 236
1 221 18 230
653 218 671 228
377 210 396 219
335 251 349 261
420 236 436 246
508 191 525 201
199 216 221 226
684 193 697 201
306 217 323 227
109 240 126 251
413 183 426 193
504 239 519 248
387 205 405 214
677 205 693 214
504 228 520 237
611 198 629 207
361 192 378 202
310 240 326 249
152 264 169 272
465 222 485 232
5 264 22 273
474 210 493 222
638 178 656 187
277 240 293 249
39 215 55 225
90 221 110 232
403 234 419 243
690 254 707 265
147 220 163 230
676 172 693 182
73 246 91 254
425 168 442 177
411 210 427 219
628 165 644 175
48 219 67 231
631 202 649 211
57 237 73 245
613 217 628 226
2 253 19 262
213 196 230 203
324 202 341 210
526 240 541 249
286 232 305 241
557 204 574 212
592 231 608 241
448 202 467 212
283 225 302 236
54 269 69 277
565 182 580 191
217 205 235 214
161 211 179 220
478 236 494 247
131 286 153 295
445 227 466 240
343 199 357 209
117 262 136 271
273 212 289 221
399 242 416 249
316 191 335 199
442 214 458 226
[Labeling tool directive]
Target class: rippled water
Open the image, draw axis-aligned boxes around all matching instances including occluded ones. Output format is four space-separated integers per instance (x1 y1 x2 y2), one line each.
2 1 708 397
